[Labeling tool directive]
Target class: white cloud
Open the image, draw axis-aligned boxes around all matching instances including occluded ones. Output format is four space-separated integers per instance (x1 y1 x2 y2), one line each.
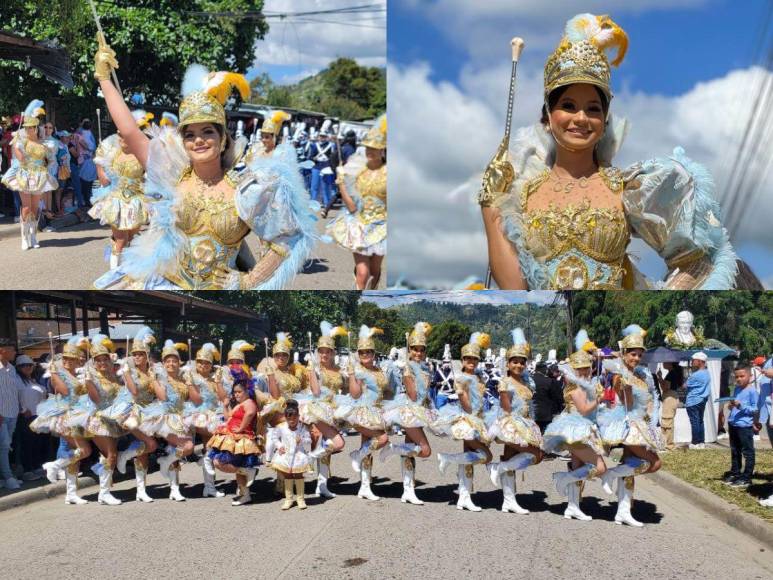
388 62 773 288
254 0 386 75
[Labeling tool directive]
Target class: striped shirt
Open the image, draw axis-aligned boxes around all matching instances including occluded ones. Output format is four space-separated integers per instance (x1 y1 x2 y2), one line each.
0 360 22 418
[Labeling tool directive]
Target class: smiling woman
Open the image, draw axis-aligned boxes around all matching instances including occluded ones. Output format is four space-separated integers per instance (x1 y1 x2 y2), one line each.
479 13 739 291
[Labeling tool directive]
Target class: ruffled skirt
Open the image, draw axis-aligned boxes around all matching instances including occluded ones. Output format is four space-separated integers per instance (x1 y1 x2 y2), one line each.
268 450 313 475
485 408 543 448
1 164 57 194
88 192 148 230
598 406 662 452
183 401 223 432
333 393 385 431
382 394 437 429
543 412 604 456
327 213 386 256
85 410 126 438
208 427 261 469
138 401 190 438
295 392 336 426
432 403 490 443
30 396 71 435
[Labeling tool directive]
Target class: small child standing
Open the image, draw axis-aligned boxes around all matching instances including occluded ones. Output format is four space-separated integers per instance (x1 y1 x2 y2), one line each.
723 363 757 487
268 400 313 510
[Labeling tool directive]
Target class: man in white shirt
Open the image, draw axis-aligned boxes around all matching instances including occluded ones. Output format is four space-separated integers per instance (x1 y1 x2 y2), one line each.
0 337 23 490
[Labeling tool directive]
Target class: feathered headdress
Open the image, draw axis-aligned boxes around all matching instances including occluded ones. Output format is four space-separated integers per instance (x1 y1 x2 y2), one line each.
362 114 386 149
506 327 530 360
318 321 347 349
161 339 187 360
272 332 293 355
408 321 432 347
90 333 116 358
159 112 179 128
357 324 383 351
63 334 90 359
569 329 596 369
544 13 628 100
227 339 255 362
131 109 154 130
178 64 251 128
131 326 156 354
22 99 45 128
461 331 490 359
619 324 647 351
262 110 291 136
195 342 220 363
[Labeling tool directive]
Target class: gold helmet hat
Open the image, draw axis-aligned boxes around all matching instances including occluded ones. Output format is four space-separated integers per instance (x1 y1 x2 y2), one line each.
63 335 90 359
361 114 386 149
461 332 490 360
569 328 597 369
261 110 291 136
21 99 46 128
408 321 432 348
357 325 383 351
90 334 116 358
131 326 156 355
227 339 255 363
619 324 646 351
178 64 251 129
272 332 293 356
195 342 220 363
161 339 187 360
506 327 530 361
318 321 347 350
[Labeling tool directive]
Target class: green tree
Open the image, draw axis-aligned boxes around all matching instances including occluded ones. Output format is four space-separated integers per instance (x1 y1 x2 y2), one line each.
1 1 268 124
426 320 471 360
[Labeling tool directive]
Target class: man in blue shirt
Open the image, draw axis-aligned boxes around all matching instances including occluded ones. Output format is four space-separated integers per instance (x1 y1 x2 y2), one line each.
723 363 757 487
685 352 711 449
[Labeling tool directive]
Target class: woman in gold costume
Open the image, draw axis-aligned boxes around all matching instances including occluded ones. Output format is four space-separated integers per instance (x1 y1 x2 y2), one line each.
479 13 737 290
327 115 387 289
93 35 317 290
544 330 607 521
243 110 292 162
598 325 662 527
484 328 543 515
297 321 348 499
82 335 127 506
1 99 58 250
434 333 494 512
335 325 391 501
89 110 152 269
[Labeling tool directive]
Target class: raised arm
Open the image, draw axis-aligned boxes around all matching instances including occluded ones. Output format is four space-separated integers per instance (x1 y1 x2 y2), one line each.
50 373 68 397
94 33 149 167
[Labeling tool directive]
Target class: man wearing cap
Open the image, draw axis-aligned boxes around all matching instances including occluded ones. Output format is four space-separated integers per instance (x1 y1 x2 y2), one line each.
685 352 711 449
0 338 23 490
309 131 337 207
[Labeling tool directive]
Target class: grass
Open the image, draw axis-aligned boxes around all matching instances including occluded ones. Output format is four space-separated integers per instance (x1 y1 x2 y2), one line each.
661 447 773 523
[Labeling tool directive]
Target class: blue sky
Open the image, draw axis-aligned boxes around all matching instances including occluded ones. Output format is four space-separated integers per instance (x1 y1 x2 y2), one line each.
387 0 773 288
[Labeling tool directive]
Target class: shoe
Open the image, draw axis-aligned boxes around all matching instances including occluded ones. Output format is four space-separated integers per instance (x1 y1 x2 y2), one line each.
716 433 729 440
400 457 424 506
281 478 295 510
135 467 154 503
456 465 481 512
44 226 55 233
315 459 336 499
14 216 20 223
721 475 739 485
729 479 750 488
231 491 252 506
614 479 643 527
64 471 88 505
22 471 42 481
501 471 529 515
357 460 380 501
759 496 773 507
4 477 21 490
295 479 307 510
96 469 121 506
563 482 591 521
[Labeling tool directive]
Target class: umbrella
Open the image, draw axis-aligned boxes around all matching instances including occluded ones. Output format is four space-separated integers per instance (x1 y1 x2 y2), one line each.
641 346 688 364
0 30 74 89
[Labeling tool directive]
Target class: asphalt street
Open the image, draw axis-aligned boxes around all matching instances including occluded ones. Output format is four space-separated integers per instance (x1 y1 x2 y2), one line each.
0 434 771 579
0 207 383 290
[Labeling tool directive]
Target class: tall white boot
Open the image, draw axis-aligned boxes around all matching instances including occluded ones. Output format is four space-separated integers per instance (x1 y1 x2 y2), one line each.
168 467 186 502
316 457 336 498
134 462 154 503
28 215 40 248
232 470 253 506
380 441 420 463
157 445 178 477
202 457 224 498
20 217 29 250
116 440 145 474
357 455 380 501
350 439 374 472
456 464 481 512
310 438 335 460
437 449 486 476
563 481 591 521
488 452 536 488
614 477 644 527
400 456 424 505
110 249 120 269
501 470 529 514
552 463 596 498
94 464 122 506
43 452 76 484
601 458 649 494
64 468 88 505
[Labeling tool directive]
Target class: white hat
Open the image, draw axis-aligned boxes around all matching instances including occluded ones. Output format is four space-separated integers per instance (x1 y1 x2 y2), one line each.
691 352 708 362
15 355 34 366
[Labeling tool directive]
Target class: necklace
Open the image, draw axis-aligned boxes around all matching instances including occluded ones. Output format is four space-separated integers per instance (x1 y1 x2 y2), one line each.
549 170 600 194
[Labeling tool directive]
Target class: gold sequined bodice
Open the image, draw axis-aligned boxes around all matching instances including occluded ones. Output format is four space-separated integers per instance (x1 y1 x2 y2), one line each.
320 367 344 395
20 140 48 170
275 368 302 399
134 368 156 406
167 374 189 411
357 165 387 224
111 153 144 198
93 370 123 406
522 167 630 289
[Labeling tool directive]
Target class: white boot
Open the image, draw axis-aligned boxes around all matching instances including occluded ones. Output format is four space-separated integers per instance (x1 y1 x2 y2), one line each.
315 458 336 498
110 250 120 269
232 471 252 506
456 464 481 512
43 456 73 484
437 450 485 476
200 453 216 476
501 471 529 514
400 457 424 505
168 468 186 502
245 467 257 488
64 470 88 505
601 458 648 495
202 460 224 498
357 457 380 501
310 438 335 460
488 452 535 488
157 445 177 477
116 440 145 474
135 465 154 503
20 218 29 250
615 477 644 527
96 467 122 506
28 215 40 248
563 481 592 521
380 441 420 463
350 440 374 473
552 463 595 498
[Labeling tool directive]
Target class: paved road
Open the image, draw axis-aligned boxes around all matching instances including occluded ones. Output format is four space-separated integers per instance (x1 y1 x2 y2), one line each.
1 435 771 579
0 207 384 290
